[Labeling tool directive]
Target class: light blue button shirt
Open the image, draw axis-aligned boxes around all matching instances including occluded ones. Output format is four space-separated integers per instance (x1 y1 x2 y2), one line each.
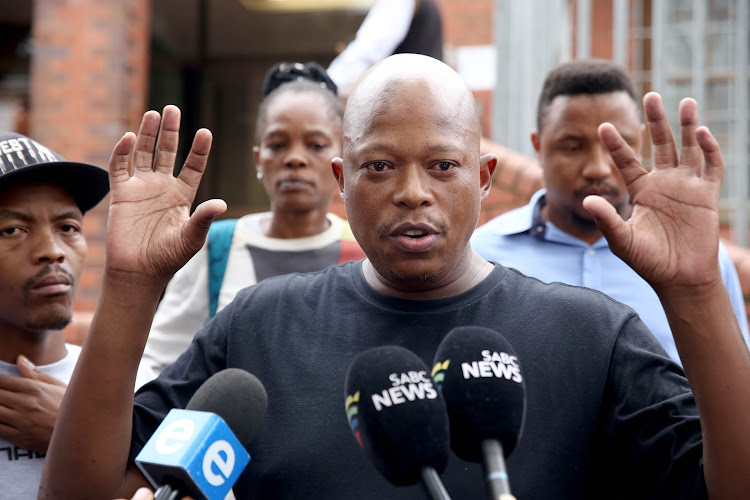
471 189 750 366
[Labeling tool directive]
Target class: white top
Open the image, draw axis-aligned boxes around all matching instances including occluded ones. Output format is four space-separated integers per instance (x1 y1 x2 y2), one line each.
327 0 416 88
138 213 360 388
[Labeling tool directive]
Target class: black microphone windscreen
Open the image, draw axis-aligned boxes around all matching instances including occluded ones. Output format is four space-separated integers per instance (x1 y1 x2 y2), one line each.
345 346 450 486
432 326 526 462
186 368 268 446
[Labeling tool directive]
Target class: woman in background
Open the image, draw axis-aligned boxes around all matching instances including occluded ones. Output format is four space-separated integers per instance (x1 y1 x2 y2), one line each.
138 62 364 384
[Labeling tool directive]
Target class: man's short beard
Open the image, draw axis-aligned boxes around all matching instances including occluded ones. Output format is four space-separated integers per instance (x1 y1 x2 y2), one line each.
571 211 601 231
385 268 442 287
25 314 72 332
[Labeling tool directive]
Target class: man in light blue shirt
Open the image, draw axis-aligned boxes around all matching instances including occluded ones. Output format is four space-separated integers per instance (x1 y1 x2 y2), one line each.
471 60 750 365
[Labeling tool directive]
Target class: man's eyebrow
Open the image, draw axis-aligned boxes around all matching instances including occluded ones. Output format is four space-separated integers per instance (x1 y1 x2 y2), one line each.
357 143 463 154
555 134 587 142
54 210 84 221
262 128 290 138
303 129 333 137
0 209 33 222
0 209 83 222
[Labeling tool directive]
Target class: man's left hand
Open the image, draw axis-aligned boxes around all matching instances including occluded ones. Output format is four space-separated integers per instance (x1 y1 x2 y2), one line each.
0 355 66 452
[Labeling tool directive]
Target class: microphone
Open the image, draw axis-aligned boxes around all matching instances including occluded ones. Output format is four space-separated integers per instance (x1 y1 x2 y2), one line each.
432 327 526 500
345 345 452 500
136 368 268 500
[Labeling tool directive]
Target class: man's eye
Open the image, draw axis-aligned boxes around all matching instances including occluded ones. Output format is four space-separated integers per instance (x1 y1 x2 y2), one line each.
436 161 453 171
368 161 388 172
60 224 80 234
309 143 326 151
561 143 582 153
268 143 285 151
0 227 20 236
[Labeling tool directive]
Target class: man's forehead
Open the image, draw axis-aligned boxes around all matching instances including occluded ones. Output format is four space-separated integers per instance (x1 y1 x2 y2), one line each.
0 182 81 214
345 81 477 143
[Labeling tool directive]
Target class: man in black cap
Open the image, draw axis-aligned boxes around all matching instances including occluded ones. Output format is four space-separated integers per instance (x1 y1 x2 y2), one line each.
0 132 109 497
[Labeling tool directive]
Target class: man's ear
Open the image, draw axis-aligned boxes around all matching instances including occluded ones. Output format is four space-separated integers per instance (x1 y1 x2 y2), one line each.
331 157 345 195
253 146 261 177
479 153 497 202
531 130 541 155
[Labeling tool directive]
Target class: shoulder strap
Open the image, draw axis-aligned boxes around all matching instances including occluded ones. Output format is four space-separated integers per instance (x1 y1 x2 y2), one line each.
207 218 238 320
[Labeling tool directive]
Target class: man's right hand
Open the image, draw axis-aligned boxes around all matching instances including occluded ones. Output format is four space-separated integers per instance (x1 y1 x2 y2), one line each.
117 487 193 500
105 105 226 286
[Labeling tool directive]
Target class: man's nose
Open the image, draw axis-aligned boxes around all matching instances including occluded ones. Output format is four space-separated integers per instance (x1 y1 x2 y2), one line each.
393 164 434 208
32 230 66 264
582 145 615 179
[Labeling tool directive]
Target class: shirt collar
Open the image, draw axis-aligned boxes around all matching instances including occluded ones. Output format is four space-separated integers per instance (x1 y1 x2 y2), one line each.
499 188 608 248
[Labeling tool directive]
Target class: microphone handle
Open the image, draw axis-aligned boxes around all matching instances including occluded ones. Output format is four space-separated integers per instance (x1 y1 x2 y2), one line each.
480 439 517 500
420 466 452 500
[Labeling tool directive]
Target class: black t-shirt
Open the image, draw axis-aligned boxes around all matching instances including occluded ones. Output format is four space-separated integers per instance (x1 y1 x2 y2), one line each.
131 261 705 499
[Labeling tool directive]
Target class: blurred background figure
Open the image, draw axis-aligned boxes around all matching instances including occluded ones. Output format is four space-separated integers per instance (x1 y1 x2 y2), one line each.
472 59 750 365
327 0 444 98
137 62 365 385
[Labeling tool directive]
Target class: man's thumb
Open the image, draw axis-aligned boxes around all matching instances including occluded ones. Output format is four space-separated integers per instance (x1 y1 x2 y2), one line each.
16 355 66 387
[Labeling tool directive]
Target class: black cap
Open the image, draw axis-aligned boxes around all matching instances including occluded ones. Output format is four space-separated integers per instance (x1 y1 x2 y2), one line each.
0 132 109 213
345 345 450 486
432 326 527 462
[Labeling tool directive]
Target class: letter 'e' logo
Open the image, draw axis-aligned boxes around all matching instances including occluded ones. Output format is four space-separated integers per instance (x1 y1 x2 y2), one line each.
155 419 195 454
203 440 236 486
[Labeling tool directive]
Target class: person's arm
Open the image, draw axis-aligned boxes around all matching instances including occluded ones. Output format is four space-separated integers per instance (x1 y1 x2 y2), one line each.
137 246 211 388
585 93 750 498
327 0 416 90
38 105 226 499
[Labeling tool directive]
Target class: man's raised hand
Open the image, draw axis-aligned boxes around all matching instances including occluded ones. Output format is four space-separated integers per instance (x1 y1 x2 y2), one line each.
106 106 226 283
583 92 724 292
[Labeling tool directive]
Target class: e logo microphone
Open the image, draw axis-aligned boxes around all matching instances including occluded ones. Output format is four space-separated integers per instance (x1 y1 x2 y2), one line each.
136 409 249 500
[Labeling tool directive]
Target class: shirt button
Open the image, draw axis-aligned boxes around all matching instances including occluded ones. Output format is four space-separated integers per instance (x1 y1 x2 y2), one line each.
587 248 595 256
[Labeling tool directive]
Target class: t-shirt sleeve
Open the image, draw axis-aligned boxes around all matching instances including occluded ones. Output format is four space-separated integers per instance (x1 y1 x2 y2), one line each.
592 313 706 499
128 297 233 463
718 241 750 343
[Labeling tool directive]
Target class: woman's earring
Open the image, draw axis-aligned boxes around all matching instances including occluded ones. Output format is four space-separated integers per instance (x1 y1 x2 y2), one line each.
257 171 263 181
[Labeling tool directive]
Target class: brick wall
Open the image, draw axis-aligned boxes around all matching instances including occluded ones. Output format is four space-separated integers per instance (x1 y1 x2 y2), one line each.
28 0 152 344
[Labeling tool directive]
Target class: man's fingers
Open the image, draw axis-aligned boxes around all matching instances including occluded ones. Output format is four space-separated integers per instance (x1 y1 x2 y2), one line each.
0 421 19 441
178 128 213 190
183 199 228 252
697 126 726 185
129 487 155 500
0 403 22 427
132 110 163 173
0 373 28 392
598 122 648 186
17 355 67 387
644 92 678 169
678 98 702 173
582 195 631 256
109 133 136 183
153 105 181 175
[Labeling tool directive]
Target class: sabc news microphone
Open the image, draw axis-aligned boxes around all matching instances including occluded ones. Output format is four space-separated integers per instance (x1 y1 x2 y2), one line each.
345 345 452 500
135 368 268 500
432 327 527 500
